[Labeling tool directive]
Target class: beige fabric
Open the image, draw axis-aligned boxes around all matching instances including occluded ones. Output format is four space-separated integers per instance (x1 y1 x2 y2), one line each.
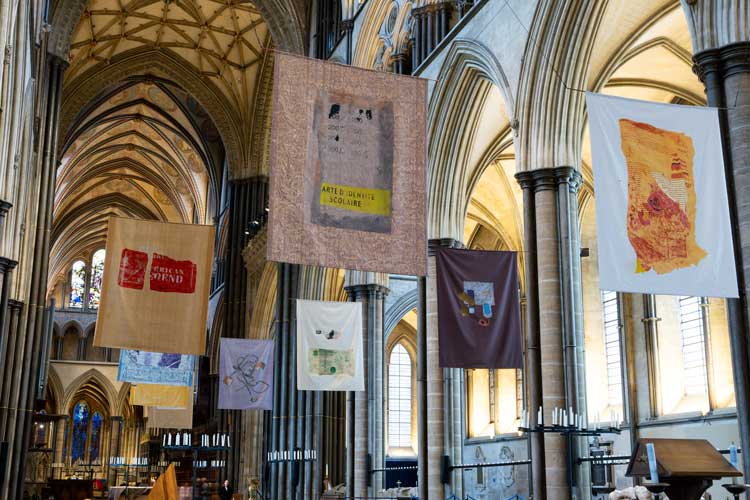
268 52 427 276
94 217 215 354
146 387 194 429
130 384 190 408
148 464 179 500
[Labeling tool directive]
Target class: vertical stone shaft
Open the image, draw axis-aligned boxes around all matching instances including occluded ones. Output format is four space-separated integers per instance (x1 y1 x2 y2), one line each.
535 178 569 500
515 172 546 499
694 41 750 479
345 274 388 498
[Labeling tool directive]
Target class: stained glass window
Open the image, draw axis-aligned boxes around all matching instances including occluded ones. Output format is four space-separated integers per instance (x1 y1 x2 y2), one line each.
71 401 89 464
89 250 105 309
90 412 103 463
388 343 412 449
70 261 86 308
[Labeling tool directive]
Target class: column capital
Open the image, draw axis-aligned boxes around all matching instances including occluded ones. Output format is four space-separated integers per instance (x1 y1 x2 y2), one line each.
344 283 390 301
0 257 18 273
694 41 750 82
427 238 463 256
554 166 583 194
515 167 581 193
0 200 12 218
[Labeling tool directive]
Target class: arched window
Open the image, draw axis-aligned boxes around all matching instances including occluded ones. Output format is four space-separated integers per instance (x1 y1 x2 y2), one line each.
88 249 105 309
71 401 89 464
388 343 413 450
69 401 105 465
70 261 86 308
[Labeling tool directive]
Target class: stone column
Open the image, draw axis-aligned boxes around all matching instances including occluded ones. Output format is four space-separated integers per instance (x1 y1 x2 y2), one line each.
515 167 587 500
344 272 388 498
426 239 461 500
688 0 750 479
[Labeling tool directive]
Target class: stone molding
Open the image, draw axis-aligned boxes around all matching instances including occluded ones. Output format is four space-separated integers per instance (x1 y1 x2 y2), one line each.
693 41 750 81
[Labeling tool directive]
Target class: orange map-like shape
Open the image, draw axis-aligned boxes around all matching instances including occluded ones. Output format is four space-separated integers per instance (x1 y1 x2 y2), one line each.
619 119 707 274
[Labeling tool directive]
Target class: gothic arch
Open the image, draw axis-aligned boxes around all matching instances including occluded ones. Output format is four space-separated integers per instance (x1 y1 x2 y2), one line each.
427 40 514 240
61 320 84 338
384 289 418 339
62 368 119 416
46 366 65 414
59 49 243 175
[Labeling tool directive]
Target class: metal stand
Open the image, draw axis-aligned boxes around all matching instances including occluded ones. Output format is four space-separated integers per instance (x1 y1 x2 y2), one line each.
722 483 750 499
643 482 670 500
519 424 621 489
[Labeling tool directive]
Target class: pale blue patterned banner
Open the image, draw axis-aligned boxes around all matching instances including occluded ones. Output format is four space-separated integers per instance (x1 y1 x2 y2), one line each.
118 350 195 387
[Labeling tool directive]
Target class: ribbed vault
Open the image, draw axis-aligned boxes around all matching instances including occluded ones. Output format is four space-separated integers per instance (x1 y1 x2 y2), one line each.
49 78 217 293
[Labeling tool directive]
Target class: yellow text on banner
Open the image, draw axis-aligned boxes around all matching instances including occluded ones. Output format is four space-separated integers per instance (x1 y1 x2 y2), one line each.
319 183 391 216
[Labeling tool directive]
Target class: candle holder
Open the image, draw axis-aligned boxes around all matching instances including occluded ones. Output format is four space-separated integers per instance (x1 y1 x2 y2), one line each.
643 482 670 499
722 483 750 500
518 423 622 437
266 448 318 463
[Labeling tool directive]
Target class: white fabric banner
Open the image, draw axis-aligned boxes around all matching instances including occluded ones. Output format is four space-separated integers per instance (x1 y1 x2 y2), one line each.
296 299 364 391
586 92 738 297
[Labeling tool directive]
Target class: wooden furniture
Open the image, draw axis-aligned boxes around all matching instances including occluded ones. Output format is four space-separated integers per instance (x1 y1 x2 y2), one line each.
626 438 741 499
48 479 94 500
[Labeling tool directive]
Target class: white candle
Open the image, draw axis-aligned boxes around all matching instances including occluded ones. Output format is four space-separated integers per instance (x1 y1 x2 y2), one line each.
563 413 568 427
538 406 543 426
569 407 574 425
646 443 659 483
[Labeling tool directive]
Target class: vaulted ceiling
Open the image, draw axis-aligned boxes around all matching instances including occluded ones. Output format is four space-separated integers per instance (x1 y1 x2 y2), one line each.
50 0 278 293
49 79 219 287
65 0 272 118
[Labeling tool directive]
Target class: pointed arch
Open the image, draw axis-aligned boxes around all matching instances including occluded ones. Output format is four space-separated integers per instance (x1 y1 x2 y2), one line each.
427 40 515 240
59 49 243 174
46 365 65 414
62 368 119 416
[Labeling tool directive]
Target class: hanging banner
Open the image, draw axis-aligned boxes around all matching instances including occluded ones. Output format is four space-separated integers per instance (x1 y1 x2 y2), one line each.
586 93 738 297
94 217 215 354
267 52 428 276
436 248 523 368
296 299 364 391
130 384 190 409
146 387 194 429
118 350 195 387
218 338 274 410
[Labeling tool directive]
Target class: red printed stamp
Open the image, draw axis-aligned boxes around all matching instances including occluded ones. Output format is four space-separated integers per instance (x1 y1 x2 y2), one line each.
118 249 148 289
149 253 197 294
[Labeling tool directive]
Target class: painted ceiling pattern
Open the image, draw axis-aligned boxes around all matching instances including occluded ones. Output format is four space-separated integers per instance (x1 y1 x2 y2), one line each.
51 0 276 292
50 80 213 291
66 0 271 116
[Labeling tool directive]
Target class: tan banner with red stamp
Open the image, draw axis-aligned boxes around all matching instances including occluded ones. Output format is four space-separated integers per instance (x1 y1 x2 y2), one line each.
94 217 215 354
267 53 427 276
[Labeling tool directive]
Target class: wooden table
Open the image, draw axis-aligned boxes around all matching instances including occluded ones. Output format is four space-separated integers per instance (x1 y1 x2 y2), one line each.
626 438 741 499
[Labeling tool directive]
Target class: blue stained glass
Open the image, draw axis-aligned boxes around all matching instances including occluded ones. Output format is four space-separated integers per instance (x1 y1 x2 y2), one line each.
71 401 89 464
90 412 103 462
70 261 86 309
89 250 105 309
